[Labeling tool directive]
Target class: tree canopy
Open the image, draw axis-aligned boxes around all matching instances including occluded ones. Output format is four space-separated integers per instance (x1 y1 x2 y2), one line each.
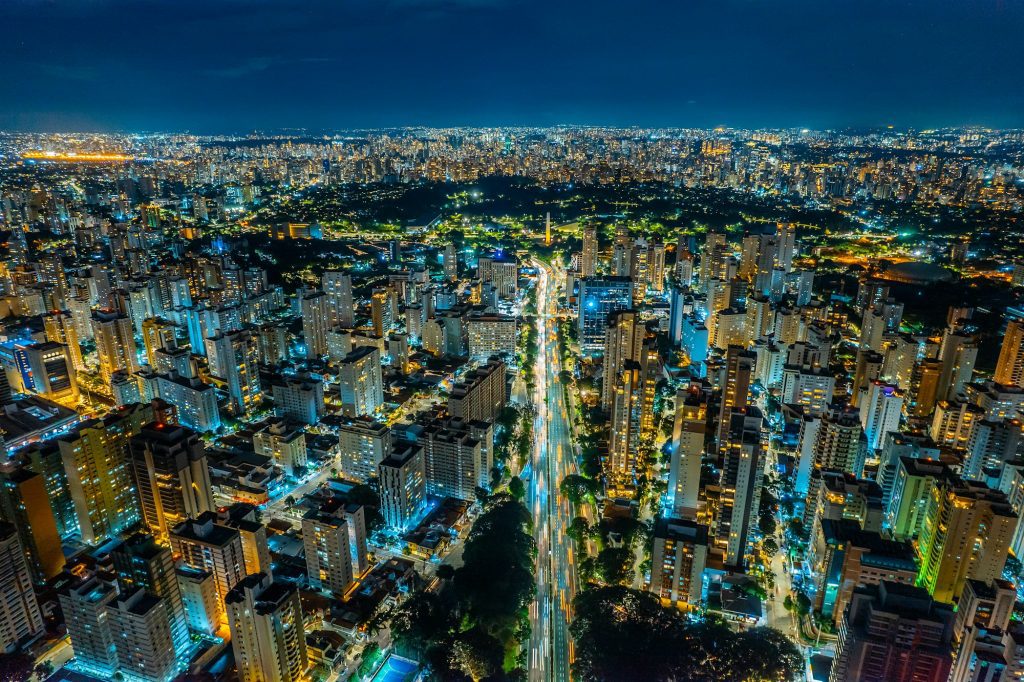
570 586 803 682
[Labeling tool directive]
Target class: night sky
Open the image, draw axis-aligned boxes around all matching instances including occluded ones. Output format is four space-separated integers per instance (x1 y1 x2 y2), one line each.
2 0 1023 132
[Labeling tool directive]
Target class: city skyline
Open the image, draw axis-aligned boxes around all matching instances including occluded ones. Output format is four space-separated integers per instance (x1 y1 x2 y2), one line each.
2 0 1023 132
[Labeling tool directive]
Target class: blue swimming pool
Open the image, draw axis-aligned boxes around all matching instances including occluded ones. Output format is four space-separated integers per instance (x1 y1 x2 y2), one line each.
368 653 418 682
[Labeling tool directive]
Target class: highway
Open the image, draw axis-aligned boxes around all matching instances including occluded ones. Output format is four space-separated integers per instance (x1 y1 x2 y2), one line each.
527 260 578 682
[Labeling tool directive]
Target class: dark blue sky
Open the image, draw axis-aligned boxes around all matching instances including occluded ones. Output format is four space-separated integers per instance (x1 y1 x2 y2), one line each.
2 0 1023 132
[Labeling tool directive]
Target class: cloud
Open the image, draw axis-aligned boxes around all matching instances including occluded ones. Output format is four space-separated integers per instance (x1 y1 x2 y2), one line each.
205 56 332 78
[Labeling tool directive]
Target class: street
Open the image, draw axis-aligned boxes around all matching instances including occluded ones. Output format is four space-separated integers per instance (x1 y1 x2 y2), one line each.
527 260 578 682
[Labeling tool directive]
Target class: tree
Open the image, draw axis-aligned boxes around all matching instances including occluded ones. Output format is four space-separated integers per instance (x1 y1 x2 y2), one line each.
794 590 812 617
762 537 779 557
595 547 633 585
390 591 456 659
436 564 455 581
560 474 598 504
570 586 689 681
759 511 777 536
450 627 505 680
508 475 525 500
0 653 33 682
724 628 804 682
571 586 804 682
566 516 591 545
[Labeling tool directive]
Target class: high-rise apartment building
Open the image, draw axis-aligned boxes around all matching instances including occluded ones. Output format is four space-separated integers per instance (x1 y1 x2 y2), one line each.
859 381 904 452
205 329 261 415
303 497 368 594
59 575 119 676
649 517 709 609
111 533 189 659
378 442 426 530
338 417 392 483
601 310 645 411
415 415 492 501
270 374 324 425
917 477 1016 604
322 271 354 328
581 225 597 277
92 309 140 383
0 464 63 581
128 422 215 542
668 386 706 520
300 291 329 359
0 523 44 654
107 588 179 682
448 357 507 423
831 581 954 682
443 244 458 282
994 319 1024 388
337 347 384 417
717 407 764 568
465 314 517 360
170 513 247 627
253 420 307 477
716 346 756 455
59 403 154 544
226 573 308 682
578 277 633 352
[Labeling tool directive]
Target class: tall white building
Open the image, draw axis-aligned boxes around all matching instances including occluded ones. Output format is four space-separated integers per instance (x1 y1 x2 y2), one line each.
0 524 44 654
300 291 329 359
859 381 904 452
205 330 261 416
107 589 178 682
337 347 384 418
322 271 354 328
225 573 308 682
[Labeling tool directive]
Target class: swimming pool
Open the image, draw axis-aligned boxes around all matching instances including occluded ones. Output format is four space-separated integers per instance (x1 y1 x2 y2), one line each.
367 653 418 682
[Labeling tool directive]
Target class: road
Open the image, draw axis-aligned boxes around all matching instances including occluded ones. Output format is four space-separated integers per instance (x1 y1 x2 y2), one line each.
527 260 578 682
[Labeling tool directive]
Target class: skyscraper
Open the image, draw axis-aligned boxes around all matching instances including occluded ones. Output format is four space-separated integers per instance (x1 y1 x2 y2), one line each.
716 346 756 455
668 386 706 520
447 357 507 423
578 276 633 352
0 523 44 654
59 403 154 544
581 225 598 277
337 347 384 417
59 574 119 676
300 291 329 359
107 588 179 682
916 477 1016 604
205 329 261 415
830 581 953 682
717 407 764 568
859 381 904 452
444 243 458 282
370 287 393 337
649 517 709 609
225 573 308 682
322 271 354 328
338 418 393 483
378 441 426 530
128 422 215 542
601 310 645 412
170 513 247 627
994 319 1024 388
0 464 64 581
91 309 140 383
111 533 189 659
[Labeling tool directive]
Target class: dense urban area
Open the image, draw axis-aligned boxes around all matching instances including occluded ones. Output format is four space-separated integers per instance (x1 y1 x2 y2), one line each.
0 125 1022 682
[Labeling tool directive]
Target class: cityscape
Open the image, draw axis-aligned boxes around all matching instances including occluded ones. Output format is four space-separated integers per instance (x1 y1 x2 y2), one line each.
3 2 1024 682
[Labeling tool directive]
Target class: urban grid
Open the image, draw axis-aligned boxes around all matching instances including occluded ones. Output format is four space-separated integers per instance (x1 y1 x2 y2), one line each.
1 3 1024 682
